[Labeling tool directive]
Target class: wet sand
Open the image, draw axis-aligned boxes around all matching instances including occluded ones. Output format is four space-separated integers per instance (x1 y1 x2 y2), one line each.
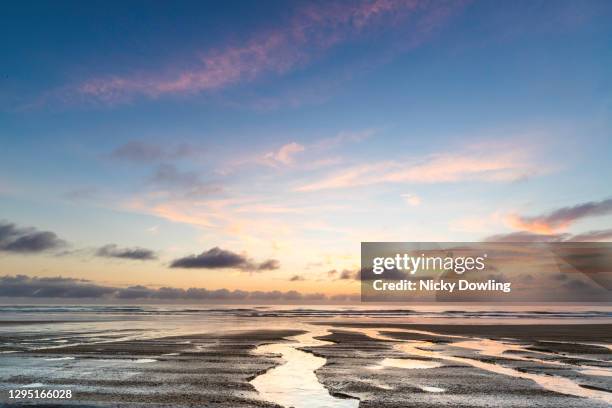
0 321 91 326
305 323 612 407
319 322 612 342
1 322 611 407
1 329 303 407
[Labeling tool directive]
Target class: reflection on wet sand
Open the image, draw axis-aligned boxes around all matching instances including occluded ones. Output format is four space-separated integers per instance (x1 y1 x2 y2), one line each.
249 324 611 407
370 357 443 370
251 329 359 408
581 368 612 377
357 327 612 405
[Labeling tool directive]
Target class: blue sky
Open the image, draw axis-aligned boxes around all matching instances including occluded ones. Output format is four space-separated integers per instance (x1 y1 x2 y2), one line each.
1 0 611 299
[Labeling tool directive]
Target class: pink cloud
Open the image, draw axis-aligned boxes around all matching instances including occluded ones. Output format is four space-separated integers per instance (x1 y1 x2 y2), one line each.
295 145 537 192
220 129 372 174
76 0 467 103
401 193 421 206
505 198 612 234
79 32 297 102
262 142 305 166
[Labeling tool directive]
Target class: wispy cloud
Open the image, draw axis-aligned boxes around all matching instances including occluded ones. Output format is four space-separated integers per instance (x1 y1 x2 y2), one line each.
506 198 612 233
485 228 612 242
296 144 537 192
73 0 466 104
570 228 612 242
484 231 569 242
401 193 421 206
148 163 221 198
312 129 376 150
62 187 98 202
223 129 372 174
125 193 351 251
261 142 305 167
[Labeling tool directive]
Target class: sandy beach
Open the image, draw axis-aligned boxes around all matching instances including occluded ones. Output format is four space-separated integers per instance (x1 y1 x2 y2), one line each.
0 306 611 407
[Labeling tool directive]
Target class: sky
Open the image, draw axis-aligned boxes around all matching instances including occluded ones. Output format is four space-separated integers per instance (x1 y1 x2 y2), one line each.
1 0 611 303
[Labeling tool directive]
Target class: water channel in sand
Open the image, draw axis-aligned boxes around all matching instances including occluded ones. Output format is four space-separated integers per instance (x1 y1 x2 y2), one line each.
358 328 612 405
250 328 359 408
251 325 612 406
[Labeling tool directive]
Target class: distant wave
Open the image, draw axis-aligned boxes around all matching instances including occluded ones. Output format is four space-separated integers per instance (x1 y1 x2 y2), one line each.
1 305 611 320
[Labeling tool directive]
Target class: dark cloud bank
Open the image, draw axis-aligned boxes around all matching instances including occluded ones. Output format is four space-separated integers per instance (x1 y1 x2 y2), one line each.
0 275 116 298
0 275 356 302
0 222 66 253
170 247 280 271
